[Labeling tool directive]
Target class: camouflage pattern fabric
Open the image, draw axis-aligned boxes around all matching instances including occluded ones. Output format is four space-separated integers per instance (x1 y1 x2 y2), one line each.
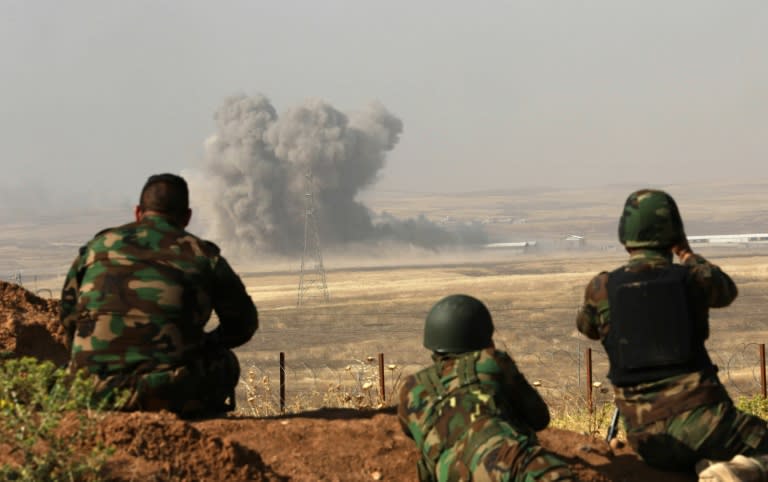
60 214 258 417
618 189 685 248
614 372 768 471
397 348 573 481
575 249 768 471
91 344 241 415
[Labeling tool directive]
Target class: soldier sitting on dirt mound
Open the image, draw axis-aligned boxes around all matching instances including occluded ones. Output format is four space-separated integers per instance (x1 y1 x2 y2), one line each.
576 188 768 481
398 294 574 481
60 173 258 418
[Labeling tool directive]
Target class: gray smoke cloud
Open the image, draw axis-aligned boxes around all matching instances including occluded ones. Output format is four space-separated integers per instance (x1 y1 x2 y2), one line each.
191 93 486 255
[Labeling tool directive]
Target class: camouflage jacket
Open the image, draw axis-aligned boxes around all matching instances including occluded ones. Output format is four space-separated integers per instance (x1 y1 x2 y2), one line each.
575 249 737 423
397 348 549 476
60 214 258 377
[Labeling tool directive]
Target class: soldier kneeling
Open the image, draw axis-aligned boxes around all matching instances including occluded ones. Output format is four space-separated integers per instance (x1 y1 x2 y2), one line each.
398 294 573 481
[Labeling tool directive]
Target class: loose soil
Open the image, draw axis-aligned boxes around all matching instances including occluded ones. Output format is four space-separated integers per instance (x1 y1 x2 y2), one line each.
0 281 696 481
0 280 68 365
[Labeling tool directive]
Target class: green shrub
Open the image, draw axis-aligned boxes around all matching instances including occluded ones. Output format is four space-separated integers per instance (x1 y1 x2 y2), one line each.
736 394 768 419
0 357 119 481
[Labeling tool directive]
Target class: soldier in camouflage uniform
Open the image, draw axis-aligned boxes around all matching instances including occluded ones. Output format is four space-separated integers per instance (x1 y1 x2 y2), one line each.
398 294 573 481
576 188 768 479
60 173 258 418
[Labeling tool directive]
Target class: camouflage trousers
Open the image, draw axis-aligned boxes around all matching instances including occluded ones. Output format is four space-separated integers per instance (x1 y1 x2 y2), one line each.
626 399 768 471
430 419 573 482
90 346 241 418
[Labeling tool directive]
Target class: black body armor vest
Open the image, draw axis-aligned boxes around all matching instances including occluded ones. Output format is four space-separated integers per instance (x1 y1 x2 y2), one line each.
603 264 715 386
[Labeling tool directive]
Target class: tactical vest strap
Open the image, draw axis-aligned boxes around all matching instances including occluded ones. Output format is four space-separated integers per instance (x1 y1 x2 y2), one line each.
415 365 447 399
456 351 480 387
412 365 448 481
412 354 486 481
455 354 501 474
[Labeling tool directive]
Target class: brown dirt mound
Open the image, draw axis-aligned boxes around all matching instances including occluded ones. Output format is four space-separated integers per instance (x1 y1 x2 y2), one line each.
193 407 695 482
2 406 699 482
0 280 68 365
97 411 282 481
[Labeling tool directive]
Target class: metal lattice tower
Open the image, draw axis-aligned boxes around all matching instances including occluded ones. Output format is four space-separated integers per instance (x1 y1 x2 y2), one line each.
297 172 330 306
9 271 22 286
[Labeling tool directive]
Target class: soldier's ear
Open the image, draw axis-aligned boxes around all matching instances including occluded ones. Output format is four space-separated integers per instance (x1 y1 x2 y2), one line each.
180 208 192 228
134 205 142 222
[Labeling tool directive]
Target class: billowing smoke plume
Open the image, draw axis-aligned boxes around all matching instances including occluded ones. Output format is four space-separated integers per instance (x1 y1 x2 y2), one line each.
191 94 486 255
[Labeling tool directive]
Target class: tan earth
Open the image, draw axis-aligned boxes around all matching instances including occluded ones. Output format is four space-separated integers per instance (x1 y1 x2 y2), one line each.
0 281 696 481
0 280 69 365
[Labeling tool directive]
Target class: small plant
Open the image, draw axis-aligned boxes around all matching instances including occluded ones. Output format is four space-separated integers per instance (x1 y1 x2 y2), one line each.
0 357 119 481
547 389 619 439
385 362 404 403
240 370 279 417
736 394 768 419
342 357 382 408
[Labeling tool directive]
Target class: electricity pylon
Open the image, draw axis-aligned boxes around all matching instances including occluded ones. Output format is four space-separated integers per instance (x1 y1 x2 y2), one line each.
297 172 330 306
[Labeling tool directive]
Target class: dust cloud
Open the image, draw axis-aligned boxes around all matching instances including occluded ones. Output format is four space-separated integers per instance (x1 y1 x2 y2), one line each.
188 94 486 256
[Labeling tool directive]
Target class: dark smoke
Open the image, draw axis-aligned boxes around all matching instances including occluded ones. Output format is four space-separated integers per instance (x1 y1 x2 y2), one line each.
191 94 486 255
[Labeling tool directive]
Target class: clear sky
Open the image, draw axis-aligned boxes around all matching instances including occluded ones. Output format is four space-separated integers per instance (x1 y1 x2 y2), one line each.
1 0 767 214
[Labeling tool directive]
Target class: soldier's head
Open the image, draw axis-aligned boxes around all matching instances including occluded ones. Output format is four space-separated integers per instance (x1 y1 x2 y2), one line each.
135 173 191 227
423 294 494 354
618 189 685 250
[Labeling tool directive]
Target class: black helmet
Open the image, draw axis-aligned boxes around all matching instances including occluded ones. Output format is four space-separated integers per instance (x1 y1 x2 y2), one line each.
423 294 494 353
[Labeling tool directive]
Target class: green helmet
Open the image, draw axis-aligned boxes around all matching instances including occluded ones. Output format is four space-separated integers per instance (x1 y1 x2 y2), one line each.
618 189 686 248
423 294 494 353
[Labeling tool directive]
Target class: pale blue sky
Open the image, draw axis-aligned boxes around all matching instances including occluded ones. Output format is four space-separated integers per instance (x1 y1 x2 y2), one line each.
1 1 767 215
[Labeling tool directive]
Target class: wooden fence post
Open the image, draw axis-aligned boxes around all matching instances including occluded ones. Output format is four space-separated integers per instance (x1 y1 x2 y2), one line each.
586 347 593 413
378 353 386 402
760 344 766 399
279 351 286 414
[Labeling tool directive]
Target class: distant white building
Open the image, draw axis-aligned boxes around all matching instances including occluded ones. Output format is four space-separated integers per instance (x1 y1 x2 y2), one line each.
564 234 586 248
687 233 768 246
483 241 537 252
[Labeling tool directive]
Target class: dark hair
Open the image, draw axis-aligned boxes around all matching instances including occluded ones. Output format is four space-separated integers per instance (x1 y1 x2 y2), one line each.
139 173 189 218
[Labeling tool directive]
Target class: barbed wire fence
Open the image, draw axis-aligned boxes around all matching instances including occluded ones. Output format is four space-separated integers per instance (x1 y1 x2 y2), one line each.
5 270 53 299
236 294 768 415
234 302 765 418
234 339 768 417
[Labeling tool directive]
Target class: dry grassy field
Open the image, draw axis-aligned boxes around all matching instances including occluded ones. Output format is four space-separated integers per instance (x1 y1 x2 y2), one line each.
235 247 768 414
